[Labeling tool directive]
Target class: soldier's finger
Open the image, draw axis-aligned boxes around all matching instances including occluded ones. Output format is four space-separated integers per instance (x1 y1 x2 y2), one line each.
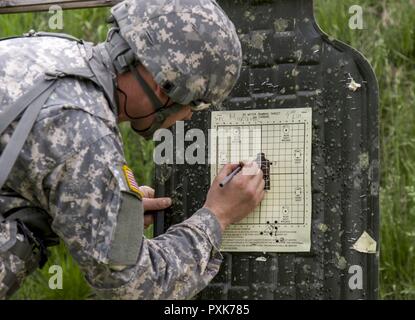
257 189 266 204
255 176 265 190
139 185 155 198
252 168 264 184
144 215 154 229
143 197 172 211
241 161 260 177
216 163 241 180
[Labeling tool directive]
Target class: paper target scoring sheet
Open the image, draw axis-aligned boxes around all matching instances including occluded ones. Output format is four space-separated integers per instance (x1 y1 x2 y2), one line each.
210 108 312 252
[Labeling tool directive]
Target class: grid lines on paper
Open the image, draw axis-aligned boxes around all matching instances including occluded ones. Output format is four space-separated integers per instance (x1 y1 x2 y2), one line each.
215 122 306 225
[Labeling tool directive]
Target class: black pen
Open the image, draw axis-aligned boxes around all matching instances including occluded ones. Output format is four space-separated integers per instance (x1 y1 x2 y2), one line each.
219 163 244 188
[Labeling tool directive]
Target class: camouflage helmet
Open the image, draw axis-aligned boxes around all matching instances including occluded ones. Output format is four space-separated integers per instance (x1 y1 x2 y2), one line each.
108 0 242 108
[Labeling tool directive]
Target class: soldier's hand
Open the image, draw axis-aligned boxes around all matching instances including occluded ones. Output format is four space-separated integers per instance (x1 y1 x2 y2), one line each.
203 162 265 232
139 186 172 229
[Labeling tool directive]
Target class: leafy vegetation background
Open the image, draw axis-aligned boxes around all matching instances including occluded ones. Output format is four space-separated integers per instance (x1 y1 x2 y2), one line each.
0 0 414 299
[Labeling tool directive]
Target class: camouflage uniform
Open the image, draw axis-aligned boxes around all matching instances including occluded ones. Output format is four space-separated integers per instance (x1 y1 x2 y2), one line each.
0 0 242 299
0 34 223 299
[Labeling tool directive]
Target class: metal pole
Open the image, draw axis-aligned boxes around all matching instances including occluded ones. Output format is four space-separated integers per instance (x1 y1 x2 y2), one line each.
0 0 121 14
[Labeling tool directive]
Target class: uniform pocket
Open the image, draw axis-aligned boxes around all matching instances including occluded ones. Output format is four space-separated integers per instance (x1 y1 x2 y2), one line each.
107 191 144 268
105 164 145 269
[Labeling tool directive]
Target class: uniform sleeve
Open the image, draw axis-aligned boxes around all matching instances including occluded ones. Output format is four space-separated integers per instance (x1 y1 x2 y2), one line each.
46 133 223 300
117 207 223 299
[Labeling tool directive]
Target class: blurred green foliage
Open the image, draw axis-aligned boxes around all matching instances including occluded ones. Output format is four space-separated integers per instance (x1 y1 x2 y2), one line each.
315 0 415 300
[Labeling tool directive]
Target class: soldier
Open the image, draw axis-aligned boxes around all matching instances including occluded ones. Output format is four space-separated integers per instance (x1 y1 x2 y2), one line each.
0 0 265 299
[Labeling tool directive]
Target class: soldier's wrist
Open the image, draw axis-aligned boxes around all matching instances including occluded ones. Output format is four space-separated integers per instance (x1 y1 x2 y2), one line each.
202 205 229 232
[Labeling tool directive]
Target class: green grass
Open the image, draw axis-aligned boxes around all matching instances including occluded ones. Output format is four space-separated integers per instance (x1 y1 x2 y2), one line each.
11 243 93 300
1 0 414 299
0 8 109 42
315 0 415 300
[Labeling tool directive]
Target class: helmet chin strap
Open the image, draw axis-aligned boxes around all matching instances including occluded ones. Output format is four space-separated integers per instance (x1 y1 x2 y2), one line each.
106 28 186 140
131 102 184 140
127 64 184 140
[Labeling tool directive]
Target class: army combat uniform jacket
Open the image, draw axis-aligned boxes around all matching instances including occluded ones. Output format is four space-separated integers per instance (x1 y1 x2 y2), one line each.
0 35 222 299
